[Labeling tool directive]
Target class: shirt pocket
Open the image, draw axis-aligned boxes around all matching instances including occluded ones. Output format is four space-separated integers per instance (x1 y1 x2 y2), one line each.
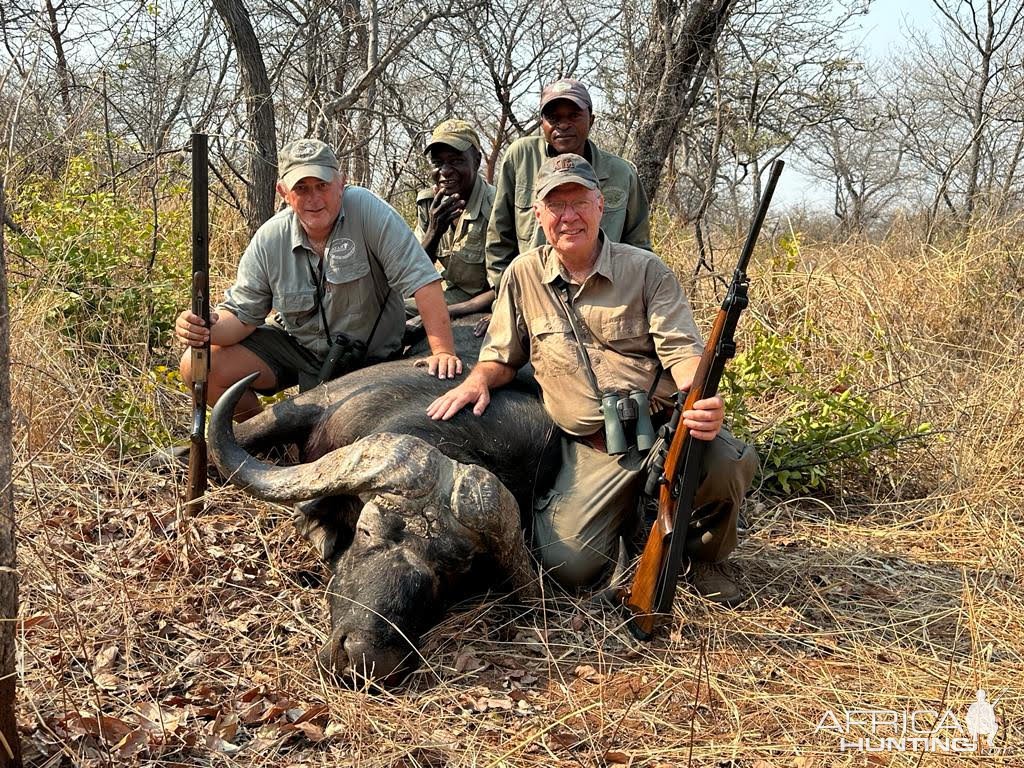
529 314 580 378
595 312 658 372
514 182 540 248
325 247 370 285
441 247 488 295
274 291 317 327
597 183 628 239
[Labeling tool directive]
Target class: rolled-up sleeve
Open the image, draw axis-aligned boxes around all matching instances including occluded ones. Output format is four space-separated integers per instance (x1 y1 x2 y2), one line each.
622 172 652 251
218 240 273 327
645 262 704 388
478 268 530 370
484 151 520 292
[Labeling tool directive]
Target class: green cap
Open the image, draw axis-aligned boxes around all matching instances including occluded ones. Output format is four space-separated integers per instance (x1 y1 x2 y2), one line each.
278 138 340 188
424 119 482 154
540 78 593 113
533 153 599 201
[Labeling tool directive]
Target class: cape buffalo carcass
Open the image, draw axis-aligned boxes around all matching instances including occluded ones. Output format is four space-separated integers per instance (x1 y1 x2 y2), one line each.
208 324 559 685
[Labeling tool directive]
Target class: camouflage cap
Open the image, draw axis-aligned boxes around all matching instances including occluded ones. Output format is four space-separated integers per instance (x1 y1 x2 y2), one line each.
424 119 482 154
533 153 599 201
278 138 340 188
540 78 593 113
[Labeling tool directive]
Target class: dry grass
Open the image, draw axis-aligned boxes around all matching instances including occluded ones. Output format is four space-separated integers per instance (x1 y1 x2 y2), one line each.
8 220 1024 766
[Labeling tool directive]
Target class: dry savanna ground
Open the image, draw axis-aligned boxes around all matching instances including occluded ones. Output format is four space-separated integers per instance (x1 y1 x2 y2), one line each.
6 215 1023 767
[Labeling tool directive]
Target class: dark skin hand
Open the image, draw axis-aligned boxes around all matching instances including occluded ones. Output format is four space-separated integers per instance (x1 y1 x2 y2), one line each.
421 188 466 259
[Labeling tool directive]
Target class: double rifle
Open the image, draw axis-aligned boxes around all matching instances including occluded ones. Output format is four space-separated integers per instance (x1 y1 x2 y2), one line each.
618 159 784 639
186 133 210 513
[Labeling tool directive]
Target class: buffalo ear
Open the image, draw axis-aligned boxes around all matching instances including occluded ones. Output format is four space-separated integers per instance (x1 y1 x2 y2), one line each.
293 496 362 562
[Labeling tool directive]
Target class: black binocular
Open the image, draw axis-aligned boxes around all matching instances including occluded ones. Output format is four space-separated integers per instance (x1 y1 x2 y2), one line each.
318 333 367 383
600 389 656 455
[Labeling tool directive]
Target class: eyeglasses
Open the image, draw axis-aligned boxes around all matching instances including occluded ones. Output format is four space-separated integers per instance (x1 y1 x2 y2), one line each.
541 199 596 215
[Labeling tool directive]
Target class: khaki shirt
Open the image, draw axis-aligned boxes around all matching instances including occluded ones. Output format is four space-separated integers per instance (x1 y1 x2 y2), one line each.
485 136 652 290
219 186 440 360
415 175 496 303
480 235 703 435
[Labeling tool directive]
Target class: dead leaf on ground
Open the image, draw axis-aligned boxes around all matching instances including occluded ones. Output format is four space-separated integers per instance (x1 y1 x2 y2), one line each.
574 664 605 683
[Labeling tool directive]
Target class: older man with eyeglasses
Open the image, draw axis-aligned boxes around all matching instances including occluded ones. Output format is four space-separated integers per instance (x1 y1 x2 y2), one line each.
428 154 758 606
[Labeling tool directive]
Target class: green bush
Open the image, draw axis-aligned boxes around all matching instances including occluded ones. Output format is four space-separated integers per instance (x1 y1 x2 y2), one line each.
10 151 189 353
720 320 932 495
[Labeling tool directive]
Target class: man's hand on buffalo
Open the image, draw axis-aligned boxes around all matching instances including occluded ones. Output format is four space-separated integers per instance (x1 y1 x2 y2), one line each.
417 351 463 380
472 313 491 337
427 360 517 420
427 372 491 419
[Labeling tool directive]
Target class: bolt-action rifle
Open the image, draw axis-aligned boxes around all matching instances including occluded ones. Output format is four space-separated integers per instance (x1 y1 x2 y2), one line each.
186 133 210 513
618 159 784 639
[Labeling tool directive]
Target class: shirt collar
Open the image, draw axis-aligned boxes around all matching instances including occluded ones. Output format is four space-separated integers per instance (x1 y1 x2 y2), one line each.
540 231 612 285
287 201 346 255
543 139 608 181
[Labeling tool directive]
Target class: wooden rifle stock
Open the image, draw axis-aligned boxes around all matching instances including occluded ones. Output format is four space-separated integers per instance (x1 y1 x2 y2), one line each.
186 133 210 513
619 159 785 639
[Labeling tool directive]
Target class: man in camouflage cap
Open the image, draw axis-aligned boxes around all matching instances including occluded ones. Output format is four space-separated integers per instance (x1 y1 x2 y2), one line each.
429 154 757 605
484 77 652 295
176 137 463 421
411 119 496 324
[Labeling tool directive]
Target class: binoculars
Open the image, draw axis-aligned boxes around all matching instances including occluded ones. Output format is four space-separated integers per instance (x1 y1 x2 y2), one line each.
600 389 656 455
318 332 368 383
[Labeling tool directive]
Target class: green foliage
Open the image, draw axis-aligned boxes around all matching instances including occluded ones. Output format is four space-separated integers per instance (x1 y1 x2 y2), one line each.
721 320 931 495
10 151 190 353
76 366 183 455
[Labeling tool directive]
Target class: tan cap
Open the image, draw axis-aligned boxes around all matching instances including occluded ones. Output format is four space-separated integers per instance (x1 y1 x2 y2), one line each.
278 138 340 188
534 153 599 201
424 119 482 154
540 78 593 112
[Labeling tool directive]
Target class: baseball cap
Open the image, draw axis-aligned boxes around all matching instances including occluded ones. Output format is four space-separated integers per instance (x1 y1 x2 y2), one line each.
533 153 599 201
424 119 482 154
540 78 593 113
278 138 340 188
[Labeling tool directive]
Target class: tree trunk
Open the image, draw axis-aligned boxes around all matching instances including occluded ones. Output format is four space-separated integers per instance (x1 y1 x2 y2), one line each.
43 0 73 121
0 176 24 768
628 0 734 203
212 0 277 235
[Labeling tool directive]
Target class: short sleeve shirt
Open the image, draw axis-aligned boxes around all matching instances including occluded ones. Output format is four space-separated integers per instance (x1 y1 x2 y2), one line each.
480 235 703 435
219 186 440 360
414 174 495 303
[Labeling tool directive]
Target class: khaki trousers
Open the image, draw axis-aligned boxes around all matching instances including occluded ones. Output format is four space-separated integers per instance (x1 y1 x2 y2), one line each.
532 429 758 589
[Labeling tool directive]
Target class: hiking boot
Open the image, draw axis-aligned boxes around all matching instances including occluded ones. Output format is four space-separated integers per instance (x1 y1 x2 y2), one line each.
690 560 745 607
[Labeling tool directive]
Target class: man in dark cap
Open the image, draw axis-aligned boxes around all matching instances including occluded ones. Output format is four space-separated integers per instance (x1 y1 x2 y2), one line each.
412 119 496 320
175 138 463 421
484 78 652 292
429 154 757 605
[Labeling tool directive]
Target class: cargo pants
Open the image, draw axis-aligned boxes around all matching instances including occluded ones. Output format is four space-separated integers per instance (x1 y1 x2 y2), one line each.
532 428 758 589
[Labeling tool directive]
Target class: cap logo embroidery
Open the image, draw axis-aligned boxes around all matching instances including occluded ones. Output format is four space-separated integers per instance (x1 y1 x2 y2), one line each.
553 157 575 172
553 81 572 93
292 140 320 159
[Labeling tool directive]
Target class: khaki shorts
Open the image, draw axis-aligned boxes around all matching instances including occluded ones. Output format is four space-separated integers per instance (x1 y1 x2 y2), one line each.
239 325 324 394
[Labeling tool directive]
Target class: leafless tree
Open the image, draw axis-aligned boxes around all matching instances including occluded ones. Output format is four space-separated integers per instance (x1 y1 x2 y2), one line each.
213 0 278 233
892 0 1024 228
0 174 24 768
625 0 735 203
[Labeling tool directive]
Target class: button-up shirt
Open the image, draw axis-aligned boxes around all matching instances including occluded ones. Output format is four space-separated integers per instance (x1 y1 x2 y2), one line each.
485 136 652 290
219 186 440 360
414 174 495 303
480 235 703 435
